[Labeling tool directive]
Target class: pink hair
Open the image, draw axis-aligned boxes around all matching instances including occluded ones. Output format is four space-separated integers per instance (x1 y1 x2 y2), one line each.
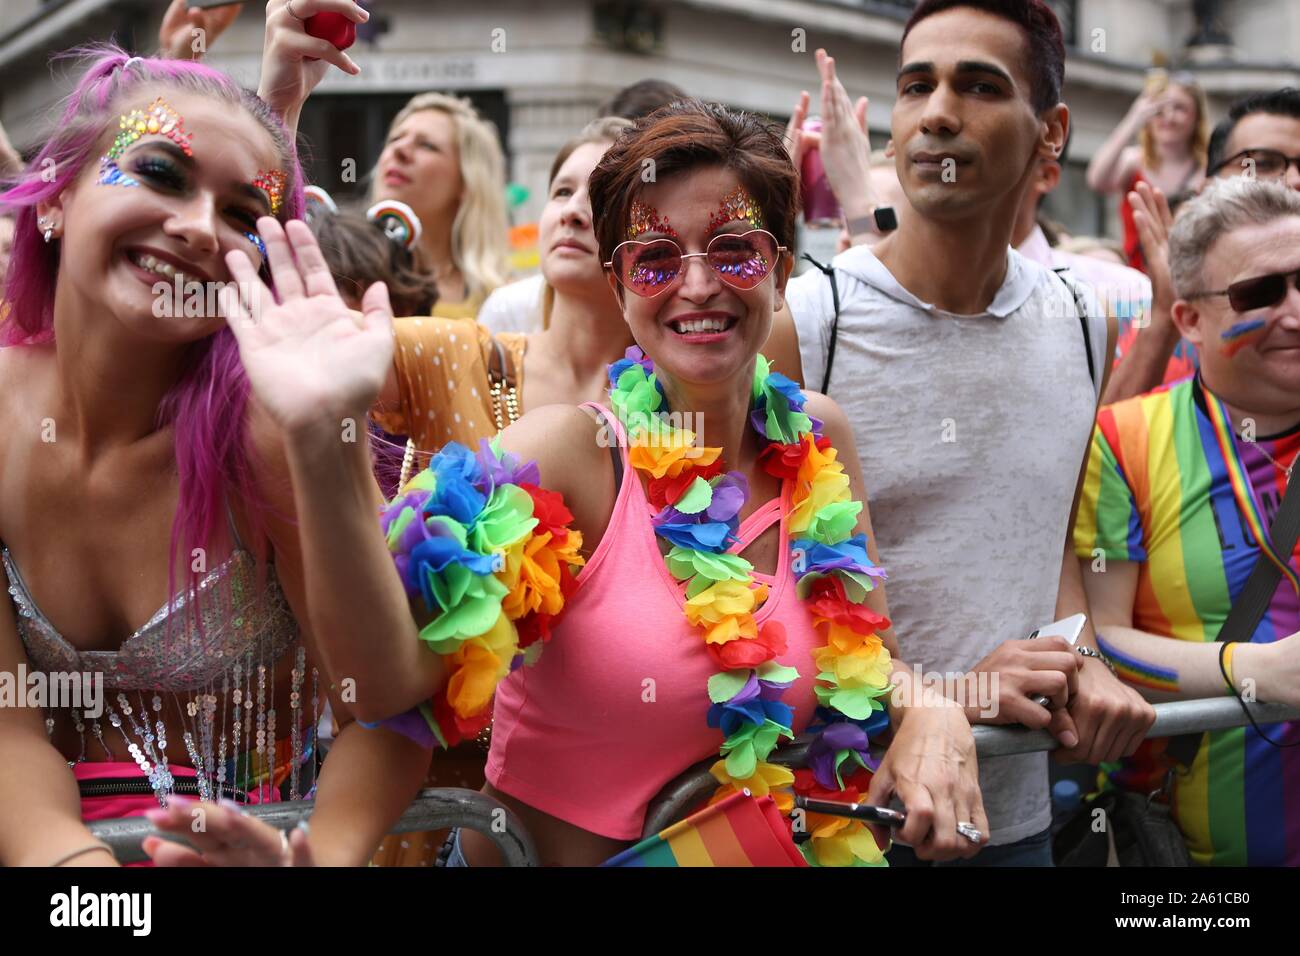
0 46 307 620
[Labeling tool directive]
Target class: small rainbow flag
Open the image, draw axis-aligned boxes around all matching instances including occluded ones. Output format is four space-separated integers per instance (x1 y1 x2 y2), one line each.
602 790 809 867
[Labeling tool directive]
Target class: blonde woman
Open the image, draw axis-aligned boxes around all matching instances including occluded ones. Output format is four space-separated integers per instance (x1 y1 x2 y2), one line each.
371 92 511 318
1086 70 1209 273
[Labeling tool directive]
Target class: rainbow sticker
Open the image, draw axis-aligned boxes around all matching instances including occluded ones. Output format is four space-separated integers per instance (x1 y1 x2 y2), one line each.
366 199 422 249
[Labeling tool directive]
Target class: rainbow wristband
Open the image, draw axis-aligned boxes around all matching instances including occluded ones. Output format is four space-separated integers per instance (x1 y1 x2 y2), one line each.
1221 641 1238 695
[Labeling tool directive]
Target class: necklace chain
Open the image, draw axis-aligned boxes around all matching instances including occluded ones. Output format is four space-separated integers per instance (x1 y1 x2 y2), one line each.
1239 428 1299 481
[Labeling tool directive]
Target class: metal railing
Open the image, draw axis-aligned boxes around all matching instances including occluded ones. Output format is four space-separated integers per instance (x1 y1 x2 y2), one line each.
92 786 539 866
89 696 1299 864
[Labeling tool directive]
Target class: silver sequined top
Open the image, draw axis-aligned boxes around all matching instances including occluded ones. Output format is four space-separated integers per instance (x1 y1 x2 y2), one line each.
2 545 297 692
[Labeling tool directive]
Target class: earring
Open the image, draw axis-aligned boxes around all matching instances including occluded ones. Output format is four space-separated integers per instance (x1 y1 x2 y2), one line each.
44 227 53 243
38 217 53 242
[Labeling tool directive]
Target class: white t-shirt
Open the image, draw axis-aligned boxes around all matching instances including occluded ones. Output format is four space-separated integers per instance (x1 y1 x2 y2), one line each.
1018 225 1151 326
478 273 545 333
787 244 1107 846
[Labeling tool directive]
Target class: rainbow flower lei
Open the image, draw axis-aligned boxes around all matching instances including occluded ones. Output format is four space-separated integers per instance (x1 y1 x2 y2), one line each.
377 438 585 749
608 347 895 867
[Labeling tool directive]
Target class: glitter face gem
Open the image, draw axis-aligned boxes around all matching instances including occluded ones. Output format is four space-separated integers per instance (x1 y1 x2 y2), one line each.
626 200 678 241
97 97 193 189
243 231 268 259
628 255 678 293
251 170 286 217
706 185 765 234
97 162 140 189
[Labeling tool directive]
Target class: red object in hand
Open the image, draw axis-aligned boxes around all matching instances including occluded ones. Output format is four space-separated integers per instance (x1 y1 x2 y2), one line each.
304 12 357 52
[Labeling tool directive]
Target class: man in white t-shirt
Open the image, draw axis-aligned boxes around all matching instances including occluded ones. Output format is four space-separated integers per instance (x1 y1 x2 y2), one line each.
786 0 1154 864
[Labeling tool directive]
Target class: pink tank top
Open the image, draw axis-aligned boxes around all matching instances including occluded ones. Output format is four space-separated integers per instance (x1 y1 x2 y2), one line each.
486 402 823 840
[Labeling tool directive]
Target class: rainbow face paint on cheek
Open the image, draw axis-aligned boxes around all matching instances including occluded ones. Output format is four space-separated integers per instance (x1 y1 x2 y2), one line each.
706 185 765 233
626 200 677 240
1221 318 1268 357
97 97 193 189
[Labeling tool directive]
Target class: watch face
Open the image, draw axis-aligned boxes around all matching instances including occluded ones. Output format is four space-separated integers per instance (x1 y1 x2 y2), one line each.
874 206 899 232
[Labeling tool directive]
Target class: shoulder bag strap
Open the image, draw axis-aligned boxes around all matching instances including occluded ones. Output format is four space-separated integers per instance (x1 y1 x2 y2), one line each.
1164 473 1300 766
800 253 841 395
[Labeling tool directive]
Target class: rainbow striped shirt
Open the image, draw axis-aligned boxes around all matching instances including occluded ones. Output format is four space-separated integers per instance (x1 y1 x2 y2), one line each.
1073 377 1300 866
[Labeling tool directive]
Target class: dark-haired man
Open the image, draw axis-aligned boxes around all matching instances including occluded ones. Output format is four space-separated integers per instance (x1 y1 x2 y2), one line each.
1206 88 1300 191
786 0 1154 865
1110 89 1300 404
596 78 689 121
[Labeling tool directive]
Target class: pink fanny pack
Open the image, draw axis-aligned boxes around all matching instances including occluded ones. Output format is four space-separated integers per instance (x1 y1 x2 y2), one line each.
76 762 281 867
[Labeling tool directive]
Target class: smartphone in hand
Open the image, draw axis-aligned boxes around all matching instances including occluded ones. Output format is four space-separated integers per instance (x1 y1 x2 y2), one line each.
1027 613 1086 707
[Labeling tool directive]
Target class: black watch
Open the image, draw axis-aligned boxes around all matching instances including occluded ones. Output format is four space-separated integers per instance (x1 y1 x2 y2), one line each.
845 206 898 236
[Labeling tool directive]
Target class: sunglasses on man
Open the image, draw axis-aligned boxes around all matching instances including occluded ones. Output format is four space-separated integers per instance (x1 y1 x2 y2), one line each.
1187 268 1300 313
1210 148 1300 180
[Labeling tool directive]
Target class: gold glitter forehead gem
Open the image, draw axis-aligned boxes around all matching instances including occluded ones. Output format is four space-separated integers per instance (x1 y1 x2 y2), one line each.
105 97 193 162
706 185 765 233
626 199 679 240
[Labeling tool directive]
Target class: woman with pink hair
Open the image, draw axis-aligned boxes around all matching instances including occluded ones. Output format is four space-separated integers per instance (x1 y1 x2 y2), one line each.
0 44 426 867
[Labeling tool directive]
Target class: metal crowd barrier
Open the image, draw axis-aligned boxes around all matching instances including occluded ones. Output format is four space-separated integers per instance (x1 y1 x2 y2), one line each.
92 787 538 866
89 697 1300 865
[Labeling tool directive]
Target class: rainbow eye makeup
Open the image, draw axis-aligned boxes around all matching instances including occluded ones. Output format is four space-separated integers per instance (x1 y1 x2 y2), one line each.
97 98 193 189
707 185 764 233
243 170 286 254
627 200 677 240
251 170 286 217
243 231 268 259
97 162 140 189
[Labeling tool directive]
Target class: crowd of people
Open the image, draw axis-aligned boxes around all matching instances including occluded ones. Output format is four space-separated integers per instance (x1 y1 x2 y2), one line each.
0 0 1297 869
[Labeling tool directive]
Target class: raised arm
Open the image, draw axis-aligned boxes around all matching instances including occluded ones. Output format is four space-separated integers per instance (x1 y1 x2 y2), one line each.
256 0 366 134
145 215 436 867
809 50 879 245
157 0 241 61
220 217 441 720
1085 91 1160 194
1102 181 1182 402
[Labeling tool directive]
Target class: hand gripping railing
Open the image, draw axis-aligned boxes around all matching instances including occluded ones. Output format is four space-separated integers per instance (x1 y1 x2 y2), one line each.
90 786 539 866
640 697 1300 837
89 697 1299 864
